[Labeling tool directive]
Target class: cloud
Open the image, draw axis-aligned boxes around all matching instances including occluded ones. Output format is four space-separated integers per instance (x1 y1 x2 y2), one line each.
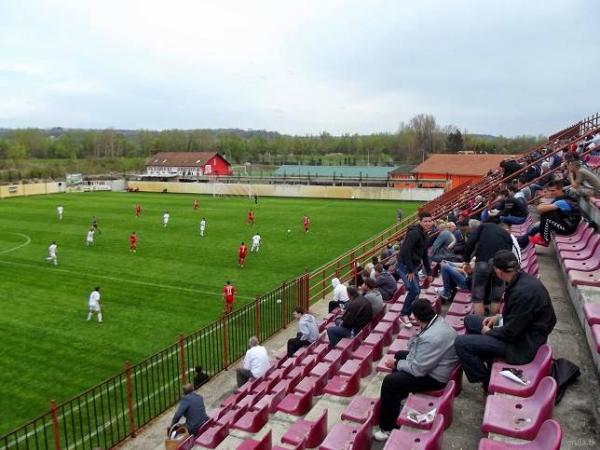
0 0 598 135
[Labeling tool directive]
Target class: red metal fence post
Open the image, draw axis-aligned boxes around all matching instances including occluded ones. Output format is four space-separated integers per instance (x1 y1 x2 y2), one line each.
179 335 187 385
255 295 261 340
124 361 136 437
50 400 61 450
221 315 229 369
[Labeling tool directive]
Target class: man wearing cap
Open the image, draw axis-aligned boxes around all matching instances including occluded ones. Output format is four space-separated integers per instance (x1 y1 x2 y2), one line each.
454 250 556 391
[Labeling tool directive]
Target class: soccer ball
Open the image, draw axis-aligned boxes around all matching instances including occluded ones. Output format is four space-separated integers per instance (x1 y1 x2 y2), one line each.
276 299 282 303
287 229 291 233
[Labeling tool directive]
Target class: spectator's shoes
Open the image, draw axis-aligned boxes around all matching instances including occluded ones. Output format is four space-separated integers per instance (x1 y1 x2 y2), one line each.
373 429 391 442
435 287 450 302
400 316 413 328
529 234 549 247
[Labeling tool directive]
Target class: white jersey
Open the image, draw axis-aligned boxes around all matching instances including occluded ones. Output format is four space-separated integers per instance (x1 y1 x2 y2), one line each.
57 206 64 216
86 230 95 242
200 220 206 230
88 290 101 311
163 213 170 224
252 235 261 246
48 244 57 257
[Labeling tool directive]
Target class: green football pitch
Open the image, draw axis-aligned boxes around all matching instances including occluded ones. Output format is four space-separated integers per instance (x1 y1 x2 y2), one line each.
0 191 420 433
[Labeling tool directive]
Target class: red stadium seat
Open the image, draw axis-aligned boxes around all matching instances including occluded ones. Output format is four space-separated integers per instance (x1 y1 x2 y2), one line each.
276 386 313 416
478 419 562 450
397 381 456 430
237 429 272 450
383 414 444 450
341 395 381 424
281 408 328 448
319 413 372 450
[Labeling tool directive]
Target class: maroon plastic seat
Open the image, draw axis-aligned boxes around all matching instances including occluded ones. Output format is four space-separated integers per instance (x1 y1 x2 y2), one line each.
276 386 313 415
221 391 246 409
553 222 588 244
423 364 462 396
231 403 269 433
284 367 303 389
217 405 248 426
309 342 329 361
554 227 594 251
387 338 410 354
398 326 422 340
281 408 327 448
383 414 444 450
381 311 402 333
389 302 405 313
335 337 357 356
391 285 406 303
397 381 455 430
253 385 287 413
319 412 372 450
194 419 229 449
563 256 600 273
310 360 334 379
323 348 347 372
273 443 304 450
444 315 466 332
583 303 600 325
446 302 473 316
294 371 329 396
376 356 393 373
452 291 471 304
341 395 381 424
298 354 318 371
482 376 557 440
363 332 385 360
559 234 600 260
568 269 600 287
339 356 372 378
592 325 600 353
237 392 264 410
372 322 394 345
488 344 552 397
478 419 562 450
237 429 272 450
322 367 361 397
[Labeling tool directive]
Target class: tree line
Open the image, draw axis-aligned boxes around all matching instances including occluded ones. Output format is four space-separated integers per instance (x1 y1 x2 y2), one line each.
0 114 544 171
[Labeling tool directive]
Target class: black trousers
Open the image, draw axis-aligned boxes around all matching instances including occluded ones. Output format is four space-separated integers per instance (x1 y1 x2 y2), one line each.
287 334 310 357
379 351 446 431
540 211 578 242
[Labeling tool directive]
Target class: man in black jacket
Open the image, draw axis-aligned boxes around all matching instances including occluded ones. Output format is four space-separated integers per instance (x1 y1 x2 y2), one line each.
396 211 434 327
463 216 513 316
327 286 372 348
454 250 556 391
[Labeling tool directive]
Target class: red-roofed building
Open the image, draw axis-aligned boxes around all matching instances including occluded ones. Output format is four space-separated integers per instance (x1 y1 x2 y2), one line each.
145 152 232 178
393 153 519 189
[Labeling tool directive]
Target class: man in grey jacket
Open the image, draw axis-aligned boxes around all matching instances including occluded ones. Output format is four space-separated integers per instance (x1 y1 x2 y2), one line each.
170 384 209 436
287 306 320 357
373 299 459 442
363 277 384 316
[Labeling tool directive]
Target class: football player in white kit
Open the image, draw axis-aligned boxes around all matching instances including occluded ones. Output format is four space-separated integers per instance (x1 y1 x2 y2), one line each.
199 218 206 237
85 228 95 246
250 233 261 252
45 241 58 266
163 211 170 228
87 287 102 322
56 205 64 220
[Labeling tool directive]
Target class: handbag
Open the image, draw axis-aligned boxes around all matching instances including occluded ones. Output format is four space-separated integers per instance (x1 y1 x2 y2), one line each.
165 424 190 450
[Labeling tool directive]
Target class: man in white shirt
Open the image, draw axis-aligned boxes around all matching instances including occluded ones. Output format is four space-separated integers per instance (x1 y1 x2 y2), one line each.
45 241 58 266
87 287 102 323
250 233 261 252
236 336 269 387
199 218 206 237
56 205 64 221
163 211 170 228
85 228 95 247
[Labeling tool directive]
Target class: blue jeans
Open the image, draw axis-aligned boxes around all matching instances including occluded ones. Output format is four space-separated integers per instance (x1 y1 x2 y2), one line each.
440 262 469 298
327 326 352 349
396 263 421 316
500 215 526 225
454 315 508 387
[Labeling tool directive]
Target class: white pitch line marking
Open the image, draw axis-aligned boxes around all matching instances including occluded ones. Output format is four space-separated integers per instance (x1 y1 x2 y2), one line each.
0 232 31 255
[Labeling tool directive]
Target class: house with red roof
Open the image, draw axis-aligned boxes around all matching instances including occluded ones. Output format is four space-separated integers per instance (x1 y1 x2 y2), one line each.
145 152 232 178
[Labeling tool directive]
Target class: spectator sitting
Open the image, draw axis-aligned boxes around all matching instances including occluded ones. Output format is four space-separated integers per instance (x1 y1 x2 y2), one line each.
499 186 529 225
373 299 459 442
436 260 473 303
236 336 270 387
430 221 458 263
362 277 384 316
374 263 398 302
381 244 394 261
454 250 556 391
328 277 349 313
515 176 532 202
519 180 582 247
287 306 319 357
449 221 465 256
566 159 600 199
463 214 513 316
350 265 365 288
193 366 209 389
326 286 372 348
469 195 485 220
169 383 209 436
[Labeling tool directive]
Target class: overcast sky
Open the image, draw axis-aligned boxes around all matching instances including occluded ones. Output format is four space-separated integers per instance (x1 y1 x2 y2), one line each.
0 0 598 136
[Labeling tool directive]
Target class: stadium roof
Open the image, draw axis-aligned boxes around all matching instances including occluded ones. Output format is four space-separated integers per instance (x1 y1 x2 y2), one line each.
273 165 399 178
412 154 519 176
146 152 230 167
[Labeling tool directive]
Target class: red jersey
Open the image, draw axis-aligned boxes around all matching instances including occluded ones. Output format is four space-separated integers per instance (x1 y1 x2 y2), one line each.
129 234 137 246
304 216 310 229
223 284 236 302
248 211 254 222
193 200 199 209
135 204 141 216
239 245 247 258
